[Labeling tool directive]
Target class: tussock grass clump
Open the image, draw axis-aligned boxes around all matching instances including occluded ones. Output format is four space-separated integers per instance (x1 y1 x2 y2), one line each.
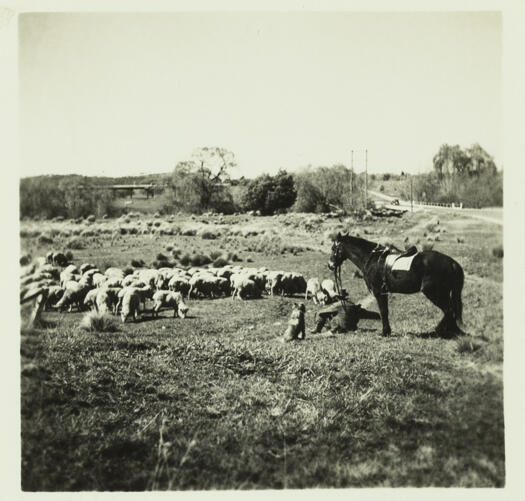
65 237 85 250
491 245 503 259
80 311 118 333
456 338 483 354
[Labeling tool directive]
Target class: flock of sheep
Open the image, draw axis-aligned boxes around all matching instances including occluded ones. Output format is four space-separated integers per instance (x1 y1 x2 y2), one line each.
20 250 343 325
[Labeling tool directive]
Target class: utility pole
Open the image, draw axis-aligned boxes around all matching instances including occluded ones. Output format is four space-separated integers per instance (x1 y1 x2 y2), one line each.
364 149 368 210
410 174 413 212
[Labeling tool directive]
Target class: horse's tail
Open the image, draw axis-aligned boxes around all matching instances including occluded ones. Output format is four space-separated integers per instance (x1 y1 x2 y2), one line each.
451 260 464 326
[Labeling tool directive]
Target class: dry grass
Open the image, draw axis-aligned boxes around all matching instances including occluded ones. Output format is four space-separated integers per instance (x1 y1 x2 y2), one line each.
20 209 504 490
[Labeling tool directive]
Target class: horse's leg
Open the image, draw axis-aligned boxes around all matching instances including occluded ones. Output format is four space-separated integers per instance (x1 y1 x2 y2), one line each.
421 279 457 338
374 292 391 336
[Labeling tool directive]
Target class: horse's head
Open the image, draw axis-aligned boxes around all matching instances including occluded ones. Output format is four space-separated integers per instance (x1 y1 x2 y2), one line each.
328 232 346 271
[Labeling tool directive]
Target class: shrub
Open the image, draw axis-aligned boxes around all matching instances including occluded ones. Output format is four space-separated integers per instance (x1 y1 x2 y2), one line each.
154 212 161 218
212 256 230 267
209 250 223 260
20 254 31 266
456 338 482 353
65 250 74 261
131 259 145 268
171 247 181 258
189 254 212 267
38 234 53 245
153 221 161 227
165 245 173 252
86 214 96 223
80 311 118 333
123 267 134 276
179 253 192 266
156 253 168 262
491 245 503 259
199 229 219 240
181 228 197 237
66 238 85 250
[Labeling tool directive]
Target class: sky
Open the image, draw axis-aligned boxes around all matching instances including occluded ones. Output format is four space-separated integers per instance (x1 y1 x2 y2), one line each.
18 11 502 178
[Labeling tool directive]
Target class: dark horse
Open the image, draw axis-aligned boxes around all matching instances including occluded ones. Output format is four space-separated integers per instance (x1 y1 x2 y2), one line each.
328 233 465 337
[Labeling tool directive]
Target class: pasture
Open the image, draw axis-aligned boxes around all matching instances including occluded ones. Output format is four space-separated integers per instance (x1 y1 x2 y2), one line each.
20 209 504 490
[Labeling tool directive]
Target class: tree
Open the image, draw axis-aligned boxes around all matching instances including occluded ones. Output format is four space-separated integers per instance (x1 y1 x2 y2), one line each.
170 147 237 213
293 164 363 213
241 170 297 215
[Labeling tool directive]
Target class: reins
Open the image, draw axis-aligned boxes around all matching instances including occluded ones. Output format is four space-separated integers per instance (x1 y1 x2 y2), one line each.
333 241 392 299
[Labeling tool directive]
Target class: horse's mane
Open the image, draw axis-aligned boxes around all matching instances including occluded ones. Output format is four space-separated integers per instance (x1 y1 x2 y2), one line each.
340 234 402 254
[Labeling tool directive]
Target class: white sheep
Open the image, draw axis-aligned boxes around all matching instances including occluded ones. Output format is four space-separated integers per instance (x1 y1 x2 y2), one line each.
120 290 141 323
305 277 321 303
151 291 189 318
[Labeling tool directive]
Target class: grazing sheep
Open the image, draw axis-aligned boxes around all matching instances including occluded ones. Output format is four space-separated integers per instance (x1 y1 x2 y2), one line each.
104 267 124 278
120 290 141 323
96 287 120 315
55 281 91 312
79 263 96 274
188 275 228 299
168 276 191 296
305 277 321 303
151 291 189 318
83 288 99 310
92 272 107 288
321 279 338 301
44 285 64 311
232 277 261 300
265 271 284 296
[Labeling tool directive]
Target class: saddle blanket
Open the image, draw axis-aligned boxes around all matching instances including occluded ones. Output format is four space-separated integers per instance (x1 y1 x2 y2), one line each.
385 253 418 272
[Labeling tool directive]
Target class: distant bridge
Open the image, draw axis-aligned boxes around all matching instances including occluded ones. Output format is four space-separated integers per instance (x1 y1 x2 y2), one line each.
105 184 157 199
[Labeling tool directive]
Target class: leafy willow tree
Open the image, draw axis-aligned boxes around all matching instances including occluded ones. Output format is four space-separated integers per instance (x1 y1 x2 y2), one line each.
170 147 237 213
403 143 502 208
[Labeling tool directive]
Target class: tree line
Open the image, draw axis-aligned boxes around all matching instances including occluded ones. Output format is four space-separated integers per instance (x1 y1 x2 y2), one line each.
19 143 502 219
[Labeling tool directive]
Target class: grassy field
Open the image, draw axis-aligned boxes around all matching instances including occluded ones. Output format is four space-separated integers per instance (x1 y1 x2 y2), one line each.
20 209 504 490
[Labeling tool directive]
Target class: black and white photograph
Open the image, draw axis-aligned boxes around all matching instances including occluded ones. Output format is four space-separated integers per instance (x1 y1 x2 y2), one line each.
4 0 525 494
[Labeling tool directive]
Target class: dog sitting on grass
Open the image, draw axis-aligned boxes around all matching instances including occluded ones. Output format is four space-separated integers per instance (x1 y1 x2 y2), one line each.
281 303 306 342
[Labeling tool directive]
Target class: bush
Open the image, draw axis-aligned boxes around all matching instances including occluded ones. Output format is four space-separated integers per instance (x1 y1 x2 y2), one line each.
189 254 212 267
66 238 85 250
65 250 74 261
156 253 168 262
38 234 53 245
212 256 230 267
131 259 145 268
80 311 119 333
179 253 192 266
181 228 197 236
86 215 96 223
491 245 503 259
209 250 223 260
199 229 219 240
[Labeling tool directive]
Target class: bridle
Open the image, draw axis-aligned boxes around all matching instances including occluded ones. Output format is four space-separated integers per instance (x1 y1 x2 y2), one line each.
330 238 391 300
330 239 348 307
